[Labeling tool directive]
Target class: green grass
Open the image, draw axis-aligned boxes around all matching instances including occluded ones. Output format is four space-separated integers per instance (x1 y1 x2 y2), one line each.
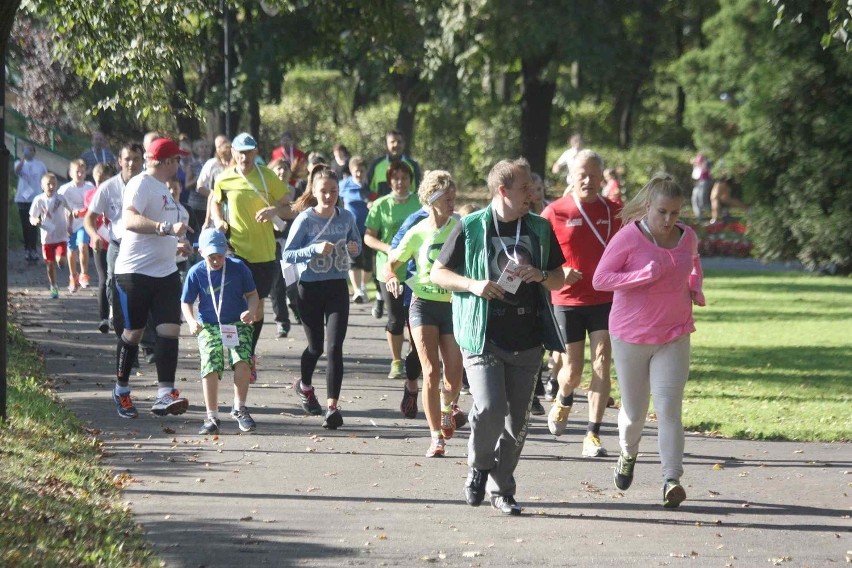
0 324 159 567
681 270 852 442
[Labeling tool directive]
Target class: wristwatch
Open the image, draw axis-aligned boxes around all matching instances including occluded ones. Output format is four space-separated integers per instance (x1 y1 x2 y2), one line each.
540 270 549 283
158 221 173 236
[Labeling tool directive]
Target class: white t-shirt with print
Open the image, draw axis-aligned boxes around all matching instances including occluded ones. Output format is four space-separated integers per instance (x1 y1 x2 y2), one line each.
29 193 71 245
115 173 182 278
58 180 95 232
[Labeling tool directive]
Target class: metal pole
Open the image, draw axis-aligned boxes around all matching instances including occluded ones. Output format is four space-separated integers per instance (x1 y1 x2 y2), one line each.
223 0 231 139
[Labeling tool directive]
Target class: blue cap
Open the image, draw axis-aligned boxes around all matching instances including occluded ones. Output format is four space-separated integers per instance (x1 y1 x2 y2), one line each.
198 228 228 257
231 132 257 152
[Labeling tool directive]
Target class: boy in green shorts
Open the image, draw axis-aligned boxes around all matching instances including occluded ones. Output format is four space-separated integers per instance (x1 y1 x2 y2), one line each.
181 228 260 434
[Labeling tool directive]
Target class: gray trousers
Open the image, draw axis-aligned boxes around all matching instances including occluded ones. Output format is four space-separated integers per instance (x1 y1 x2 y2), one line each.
463 343 542 497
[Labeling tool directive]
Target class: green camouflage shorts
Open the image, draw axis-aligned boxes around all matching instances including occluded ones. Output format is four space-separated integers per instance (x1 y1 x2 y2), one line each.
197 322 254 379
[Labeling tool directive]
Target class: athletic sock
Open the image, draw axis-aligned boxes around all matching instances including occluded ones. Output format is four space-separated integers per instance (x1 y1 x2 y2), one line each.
115 384 131 396
234 398 245 410
207 410 219 420
157 386 173 398
588 422 602 435
559 393 574 407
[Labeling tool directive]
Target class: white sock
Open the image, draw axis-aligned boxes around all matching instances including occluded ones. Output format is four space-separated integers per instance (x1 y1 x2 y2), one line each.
234 398 245 410
157 387 173 398
207 410 219 420
115 385 131 396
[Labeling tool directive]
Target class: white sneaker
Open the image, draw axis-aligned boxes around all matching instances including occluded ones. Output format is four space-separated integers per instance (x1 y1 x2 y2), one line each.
582 433 608 457
547 402 570 436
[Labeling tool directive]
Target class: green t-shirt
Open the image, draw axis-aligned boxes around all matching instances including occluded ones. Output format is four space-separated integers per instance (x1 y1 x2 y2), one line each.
213 165 287 263
365 193 421 281
393 216 459 302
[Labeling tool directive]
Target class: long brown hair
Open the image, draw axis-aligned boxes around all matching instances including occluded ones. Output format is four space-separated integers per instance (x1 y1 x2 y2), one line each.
293 164 339 212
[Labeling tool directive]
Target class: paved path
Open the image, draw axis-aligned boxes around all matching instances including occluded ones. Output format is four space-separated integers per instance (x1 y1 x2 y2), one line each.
7 254 849 567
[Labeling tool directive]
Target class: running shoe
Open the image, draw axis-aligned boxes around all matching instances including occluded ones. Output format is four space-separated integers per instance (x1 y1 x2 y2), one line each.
372 299 384 319
460 375 471 395
425 437 446 457
292 378 323 415
400 387 418 419
49 286 59 299
79 274 91 288
112 390 138 419
68 278 79 293
530 396 545 416
582 433 608 457
290 305 302 325
98 319 110 334
451 404 467 430
663 478 687 508
249 355 257 384
547 402 571 436
543 376 558 402
199 417 221 435
614 452 637 490
387 359 405 380
490 495 522 516
150 389 189 416
230 407 257 432
276 323 289 338
464 468 489 506
440 410 456 440
323 407 343 430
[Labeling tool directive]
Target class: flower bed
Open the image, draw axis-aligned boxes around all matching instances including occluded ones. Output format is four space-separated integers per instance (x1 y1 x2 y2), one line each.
691 220 753 258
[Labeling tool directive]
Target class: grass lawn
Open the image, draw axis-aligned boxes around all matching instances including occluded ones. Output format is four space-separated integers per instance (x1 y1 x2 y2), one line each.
681 269 851 442
0 324 158 567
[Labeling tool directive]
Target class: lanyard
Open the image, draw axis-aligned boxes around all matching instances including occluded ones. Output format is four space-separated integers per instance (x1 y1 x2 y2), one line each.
640 219 658 246
491 207 522 262
206 258 227 324
238 167 271 206
92 148 107 164
572 193 612 248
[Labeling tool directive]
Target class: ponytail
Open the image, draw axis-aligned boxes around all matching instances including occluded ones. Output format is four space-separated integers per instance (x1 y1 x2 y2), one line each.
619 173 684 225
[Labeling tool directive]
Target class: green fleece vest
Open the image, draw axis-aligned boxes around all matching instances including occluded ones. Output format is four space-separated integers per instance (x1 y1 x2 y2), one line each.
451 205 556 355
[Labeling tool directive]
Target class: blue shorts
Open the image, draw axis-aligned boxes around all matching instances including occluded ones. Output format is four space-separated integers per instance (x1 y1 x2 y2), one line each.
67 226 90 250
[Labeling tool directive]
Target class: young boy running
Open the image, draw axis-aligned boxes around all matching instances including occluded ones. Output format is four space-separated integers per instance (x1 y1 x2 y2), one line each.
181 228 260 434
29 173 73 298
58 159 96 291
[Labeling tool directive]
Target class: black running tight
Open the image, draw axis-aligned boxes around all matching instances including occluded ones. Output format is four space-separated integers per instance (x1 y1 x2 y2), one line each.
296 278 350 400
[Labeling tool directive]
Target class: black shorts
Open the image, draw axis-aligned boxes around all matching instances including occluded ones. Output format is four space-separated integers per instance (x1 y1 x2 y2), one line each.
408 297 453 335
554 303 612 344
238 258 277 299
116 271 182 330
351 245 373 271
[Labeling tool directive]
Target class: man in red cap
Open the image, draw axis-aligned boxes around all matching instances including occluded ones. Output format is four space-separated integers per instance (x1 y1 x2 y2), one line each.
111 138 194 419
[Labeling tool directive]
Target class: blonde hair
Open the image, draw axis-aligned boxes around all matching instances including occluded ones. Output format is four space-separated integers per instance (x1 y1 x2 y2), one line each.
69 158 86 171
418 170 455 206
619 173 684 225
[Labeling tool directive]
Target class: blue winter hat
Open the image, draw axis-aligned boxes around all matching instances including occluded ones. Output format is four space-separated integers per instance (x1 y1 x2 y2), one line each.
198 228 228 257
231 132 258 152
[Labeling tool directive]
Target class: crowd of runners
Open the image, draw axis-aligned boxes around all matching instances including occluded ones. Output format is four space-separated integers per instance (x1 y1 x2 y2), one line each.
13 127 705 514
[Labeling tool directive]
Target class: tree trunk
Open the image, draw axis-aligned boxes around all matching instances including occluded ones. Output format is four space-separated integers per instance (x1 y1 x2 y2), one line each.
674 0 686 128
520 54 556 176
393 72 428 152
171 66 201 139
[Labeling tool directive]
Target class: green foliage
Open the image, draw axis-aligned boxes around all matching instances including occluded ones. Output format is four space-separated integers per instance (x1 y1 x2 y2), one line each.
0 324 158 567
415 102 473 181
464 104 521 182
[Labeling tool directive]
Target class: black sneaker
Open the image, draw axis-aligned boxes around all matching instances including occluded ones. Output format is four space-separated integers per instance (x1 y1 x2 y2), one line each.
150 389 188 416
372 299 384 319
112 390 139 419
530 396 545 416
276 323 289 338
663 479 686 508
490 495 522 516
323 407 343 430
464 468 490 506
543 376 558 402
199 417 221 435
98 319 110 334
230 407 257 432
290 305 302 325
293 378 323 415
400 387 418 419
614 452 637 490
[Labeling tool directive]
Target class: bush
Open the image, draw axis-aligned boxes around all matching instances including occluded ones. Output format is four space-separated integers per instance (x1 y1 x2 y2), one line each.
464 104 521 184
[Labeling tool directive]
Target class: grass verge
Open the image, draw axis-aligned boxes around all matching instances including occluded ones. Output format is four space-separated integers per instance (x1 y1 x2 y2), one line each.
683 270 851 441
0 323 159 567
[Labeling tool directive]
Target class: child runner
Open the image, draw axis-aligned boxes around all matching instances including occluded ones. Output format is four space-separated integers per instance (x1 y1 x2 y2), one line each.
29 173 73 298
182 228 260 434
58 158 96 291
283 166 361 429
338 155 372 303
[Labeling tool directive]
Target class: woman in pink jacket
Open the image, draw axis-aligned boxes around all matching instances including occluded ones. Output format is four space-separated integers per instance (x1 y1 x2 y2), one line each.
592 173 705 509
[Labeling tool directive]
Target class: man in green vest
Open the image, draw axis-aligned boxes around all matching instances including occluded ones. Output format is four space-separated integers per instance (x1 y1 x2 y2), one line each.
431 158 568 516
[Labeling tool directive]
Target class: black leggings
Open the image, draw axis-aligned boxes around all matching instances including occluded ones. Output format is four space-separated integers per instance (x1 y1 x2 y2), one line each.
18 202 38 251
297 279 350 400
379 284 407 335
93 247 109 320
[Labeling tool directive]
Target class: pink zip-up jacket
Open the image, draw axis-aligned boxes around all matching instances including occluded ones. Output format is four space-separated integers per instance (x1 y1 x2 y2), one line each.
592 222 705 344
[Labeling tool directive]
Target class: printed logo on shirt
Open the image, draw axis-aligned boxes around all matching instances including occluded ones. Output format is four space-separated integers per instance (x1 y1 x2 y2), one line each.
596 218 610 225
565 218 583 227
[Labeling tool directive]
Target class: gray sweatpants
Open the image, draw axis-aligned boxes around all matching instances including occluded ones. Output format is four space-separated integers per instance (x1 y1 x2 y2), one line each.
463 343 542 497
611 334 691 481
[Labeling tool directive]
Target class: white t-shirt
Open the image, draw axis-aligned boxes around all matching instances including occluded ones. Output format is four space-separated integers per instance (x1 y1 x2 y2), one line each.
88 173 132 242
29 193 71 245
197 157 227 192
555 147 580 183
14 159 48 203
115 173 183 278
58 181 94 232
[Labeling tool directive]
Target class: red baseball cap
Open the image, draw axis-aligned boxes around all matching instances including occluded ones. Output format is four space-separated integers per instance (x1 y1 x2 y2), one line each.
147 138 190 160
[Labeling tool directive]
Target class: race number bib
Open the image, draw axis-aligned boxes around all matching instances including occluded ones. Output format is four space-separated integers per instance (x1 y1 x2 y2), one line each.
497 259 523 294
220 324 239 348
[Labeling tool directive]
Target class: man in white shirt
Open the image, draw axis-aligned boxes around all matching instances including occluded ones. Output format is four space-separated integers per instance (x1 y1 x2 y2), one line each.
550 133 584 185
14 143 48 261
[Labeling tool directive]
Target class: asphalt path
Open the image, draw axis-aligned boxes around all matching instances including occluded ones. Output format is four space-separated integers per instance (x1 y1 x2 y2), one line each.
7 253 849 567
